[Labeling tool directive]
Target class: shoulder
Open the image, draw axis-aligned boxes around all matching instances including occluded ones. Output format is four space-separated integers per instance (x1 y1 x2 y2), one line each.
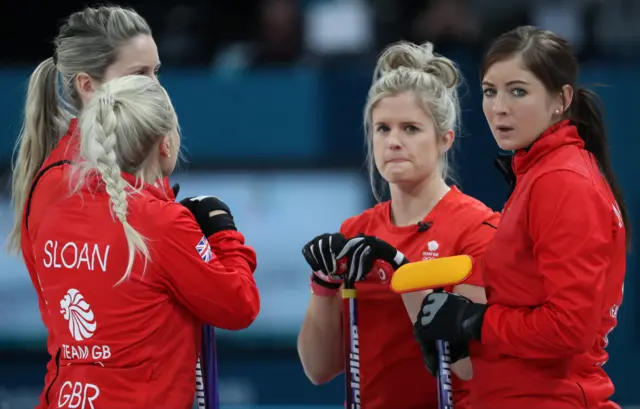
129 194 199 237
446 188 501 227
440 190 500 252
535 143 595 180
526 170 617 245
44 132 79 166
31 136 77 200
28 162 73 219
530 170 608 213
340 201 388 237
516 147 610 217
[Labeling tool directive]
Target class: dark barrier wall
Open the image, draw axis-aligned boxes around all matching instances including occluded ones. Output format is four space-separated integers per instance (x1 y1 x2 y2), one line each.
0 56 638 406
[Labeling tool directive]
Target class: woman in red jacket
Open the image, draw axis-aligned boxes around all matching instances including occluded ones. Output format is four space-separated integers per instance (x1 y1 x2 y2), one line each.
297 41 500 409
9 6 173 408
31 74 259 409
412 26 628 409
10 5 165 256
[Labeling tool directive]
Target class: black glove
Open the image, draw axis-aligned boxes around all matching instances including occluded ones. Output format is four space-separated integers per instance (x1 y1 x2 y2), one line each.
171 183 180 199
180 196 236 237
302 233 351 290
336 235 409 284
413 292 487 343
417 339 469 377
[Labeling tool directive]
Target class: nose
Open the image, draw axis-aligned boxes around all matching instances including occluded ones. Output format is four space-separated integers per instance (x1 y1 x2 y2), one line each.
492 92 508 115
387 129 402 150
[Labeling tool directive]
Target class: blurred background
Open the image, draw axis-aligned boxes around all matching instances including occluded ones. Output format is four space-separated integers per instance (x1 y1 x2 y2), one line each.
0 0 639 408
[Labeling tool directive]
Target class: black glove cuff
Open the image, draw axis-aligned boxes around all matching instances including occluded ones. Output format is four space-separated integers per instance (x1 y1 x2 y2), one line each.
202 214 237 237
462 303 488 341
311 274 342 290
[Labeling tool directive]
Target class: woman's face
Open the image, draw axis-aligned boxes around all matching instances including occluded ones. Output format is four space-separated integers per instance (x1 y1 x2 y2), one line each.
77 34 161 107
103 34 161 81
482 55 566 151
371 91 452 188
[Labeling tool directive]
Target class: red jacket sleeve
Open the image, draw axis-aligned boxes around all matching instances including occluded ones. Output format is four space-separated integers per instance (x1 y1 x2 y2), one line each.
456 213 500 287
154 204 260 330
481 171 612 358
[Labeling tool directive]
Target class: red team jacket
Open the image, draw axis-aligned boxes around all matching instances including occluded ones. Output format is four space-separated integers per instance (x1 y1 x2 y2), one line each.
340 187 500 409
22 120 259 409
474 121 626 409
23 120 175 408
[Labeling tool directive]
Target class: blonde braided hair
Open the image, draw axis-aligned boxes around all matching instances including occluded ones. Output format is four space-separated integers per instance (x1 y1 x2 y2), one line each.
73 75 178 284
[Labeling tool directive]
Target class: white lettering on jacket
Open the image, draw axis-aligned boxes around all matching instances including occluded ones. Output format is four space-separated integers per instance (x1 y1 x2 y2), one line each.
58 381 100 409
43 240 110 272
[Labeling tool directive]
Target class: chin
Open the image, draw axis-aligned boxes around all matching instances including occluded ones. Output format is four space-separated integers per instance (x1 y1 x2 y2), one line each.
495 137 524 152
382 170 421 186
382 172 409 185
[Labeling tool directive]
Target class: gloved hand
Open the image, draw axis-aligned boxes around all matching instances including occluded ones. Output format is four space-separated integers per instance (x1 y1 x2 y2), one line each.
413 292 487 343
180 196 236 237
302 233 352 293
417 338 470 377
336 235 409 284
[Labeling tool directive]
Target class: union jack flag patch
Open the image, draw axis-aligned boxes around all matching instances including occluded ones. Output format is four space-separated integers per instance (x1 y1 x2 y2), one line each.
196 236 213 262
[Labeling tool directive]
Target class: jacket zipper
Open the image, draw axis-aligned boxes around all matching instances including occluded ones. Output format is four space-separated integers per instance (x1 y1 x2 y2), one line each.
45 348 61 405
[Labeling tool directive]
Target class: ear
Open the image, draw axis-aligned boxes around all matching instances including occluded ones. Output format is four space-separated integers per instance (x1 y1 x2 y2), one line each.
559 84 574 113
439 129 455 153
75 73 99 106
159 135 171 157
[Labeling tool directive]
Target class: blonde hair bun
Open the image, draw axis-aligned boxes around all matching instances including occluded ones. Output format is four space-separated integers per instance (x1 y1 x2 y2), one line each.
373 41 459 89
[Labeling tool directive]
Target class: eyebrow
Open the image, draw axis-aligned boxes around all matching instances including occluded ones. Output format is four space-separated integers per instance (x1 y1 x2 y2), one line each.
128 62 162 72
482 79 529 87
373 121 422 127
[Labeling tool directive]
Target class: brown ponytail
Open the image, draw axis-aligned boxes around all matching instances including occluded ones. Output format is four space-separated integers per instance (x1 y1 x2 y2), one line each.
570 88 630 248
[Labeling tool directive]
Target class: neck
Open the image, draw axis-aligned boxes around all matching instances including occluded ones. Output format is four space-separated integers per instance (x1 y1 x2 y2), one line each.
388 174 450 227
143 167 162 185
141 154 162 185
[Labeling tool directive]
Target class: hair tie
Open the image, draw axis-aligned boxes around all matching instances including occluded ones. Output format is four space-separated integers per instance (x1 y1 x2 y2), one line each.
101 93 116 108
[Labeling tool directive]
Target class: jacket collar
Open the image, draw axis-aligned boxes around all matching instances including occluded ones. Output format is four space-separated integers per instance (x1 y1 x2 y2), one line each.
84 170 172 202
494 151 515 199
512 120 584 177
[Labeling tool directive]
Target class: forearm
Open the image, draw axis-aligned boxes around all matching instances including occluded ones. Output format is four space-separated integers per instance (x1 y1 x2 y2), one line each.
402 290 432 323
482 302 599 358
297 293 344 385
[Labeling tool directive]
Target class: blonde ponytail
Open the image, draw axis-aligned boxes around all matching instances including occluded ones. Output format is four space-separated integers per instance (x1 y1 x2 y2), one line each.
77 86 149 284
9 57 71 256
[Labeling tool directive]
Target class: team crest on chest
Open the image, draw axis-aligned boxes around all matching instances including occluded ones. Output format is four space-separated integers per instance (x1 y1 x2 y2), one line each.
422 240 440 260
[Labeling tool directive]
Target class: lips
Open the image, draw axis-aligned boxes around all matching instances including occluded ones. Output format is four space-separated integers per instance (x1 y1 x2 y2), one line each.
495 125 514 133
